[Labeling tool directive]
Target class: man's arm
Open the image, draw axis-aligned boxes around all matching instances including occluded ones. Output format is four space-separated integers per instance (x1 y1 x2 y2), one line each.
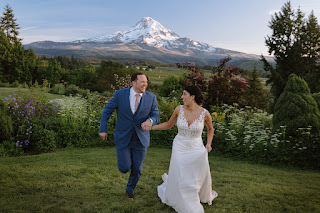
149 95 160 124
99 91 119 139
141 95 160 131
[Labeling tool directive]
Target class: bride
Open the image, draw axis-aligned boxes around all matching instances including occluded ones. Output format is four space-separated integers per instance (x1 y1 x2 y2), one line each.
143 85 218 213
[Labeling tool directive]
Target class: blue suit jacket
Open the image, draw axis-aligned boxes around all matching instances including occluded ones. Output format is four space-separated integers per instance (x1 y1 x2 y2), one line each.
99 87 160 149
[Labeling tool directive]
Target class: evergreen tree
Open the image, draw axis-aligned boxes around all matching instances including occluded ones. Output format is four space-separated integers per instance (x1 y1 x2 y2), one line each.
303 11 320 92
0 4 21 44
0 29 20 83
262 2 320 111
273 74 320 136
245 65 268 109
46 59 63 85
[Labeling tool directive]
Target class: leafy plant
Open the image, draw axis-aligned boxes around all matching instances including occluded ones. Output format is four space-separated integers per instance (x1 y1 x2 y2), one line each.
0 98 13 140
273 74 320 136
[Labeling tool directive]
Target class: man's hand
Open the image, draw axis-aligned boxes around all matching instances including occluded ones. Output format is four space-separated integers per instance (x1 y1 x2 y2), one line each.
141 119 152 131
99 132 108 140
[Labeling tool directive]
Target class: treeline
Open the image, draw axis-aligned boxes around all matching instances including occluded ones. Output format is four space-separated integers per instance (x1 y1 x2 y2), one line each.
261 2 320 106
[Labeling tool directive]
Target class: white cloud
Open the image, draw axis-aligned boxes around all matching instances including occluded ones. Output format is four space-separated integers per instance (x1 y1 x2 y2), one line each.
20 26 38 32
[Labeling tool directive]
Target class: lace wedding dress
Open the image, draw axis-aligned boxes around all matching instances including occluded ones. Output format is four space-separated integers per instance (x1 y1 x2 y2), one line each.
157 106 218 213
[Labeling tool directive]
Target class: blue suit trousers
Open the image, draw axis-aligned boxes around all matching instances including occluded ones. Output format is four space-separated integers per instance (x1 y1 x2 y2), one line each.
116 130 147 197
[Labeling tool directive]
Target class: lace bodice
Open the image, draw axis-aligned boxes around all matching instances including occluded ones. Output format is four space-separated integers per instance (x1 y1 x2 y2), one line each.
176 105 206 139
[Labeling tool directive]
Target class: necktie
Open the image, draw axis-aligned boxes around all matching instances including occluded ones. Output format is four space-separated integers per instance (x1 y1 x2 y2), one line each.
135 94 140 112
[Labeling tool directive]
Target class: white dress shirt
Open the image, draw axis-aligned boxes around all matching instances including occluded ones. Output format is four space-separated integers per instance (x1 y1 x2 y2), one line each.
129 87 153 124
130 87 142 114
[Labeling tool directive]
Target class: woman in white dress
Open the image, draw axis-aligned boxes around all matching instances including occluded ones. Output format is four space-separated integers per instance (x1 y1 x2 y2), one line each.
147 85 218 213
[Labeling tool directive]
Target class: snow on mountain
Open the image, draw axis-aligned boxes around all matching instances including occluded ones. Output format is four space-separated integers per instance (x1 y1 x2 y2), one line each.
73 17 216 53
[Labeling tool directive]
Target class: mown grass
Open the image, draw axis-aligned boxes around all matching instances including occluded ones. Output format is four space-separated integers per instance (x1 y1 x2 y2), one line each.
0 87 64 101
0 147 319 213
143 67 212 85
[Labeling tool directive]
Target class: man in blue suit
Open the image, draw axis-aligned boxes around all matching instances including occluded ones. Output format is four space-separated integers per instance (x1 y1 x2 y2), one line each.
99 72 160 200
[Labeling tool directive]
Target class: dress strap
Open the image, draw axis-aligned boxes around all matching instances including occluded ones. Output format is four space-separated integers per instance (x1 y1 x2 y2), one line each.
178 105 184 116
199 108 207 121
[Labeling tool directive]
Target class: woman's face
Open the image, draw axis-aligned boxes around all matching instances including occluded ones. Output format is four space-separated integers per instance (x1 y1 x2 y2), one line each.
181 90 193 104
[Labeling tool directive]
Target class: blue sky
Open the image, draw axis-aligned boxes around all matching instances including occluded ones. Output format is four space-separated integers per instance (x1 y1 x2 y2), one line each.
1 0 320 56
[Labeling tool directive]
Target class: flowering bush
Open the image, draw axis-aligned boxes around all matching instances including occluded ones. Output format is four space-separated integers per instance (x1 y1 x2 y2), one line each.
212 104 320 168
110 74 131 92
3 94 59 154
49 94 106 147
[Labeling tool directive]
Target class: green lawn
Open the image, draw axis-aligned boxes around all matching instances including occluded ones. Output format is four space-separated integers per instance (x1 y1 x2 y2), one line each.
0 147 319 212
0 87 64 101
143 67 212 85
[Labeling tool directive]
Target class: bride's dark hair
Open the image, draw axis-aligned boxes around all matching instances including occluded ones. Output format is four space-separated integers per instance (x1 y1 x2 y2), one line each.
184 85 204 104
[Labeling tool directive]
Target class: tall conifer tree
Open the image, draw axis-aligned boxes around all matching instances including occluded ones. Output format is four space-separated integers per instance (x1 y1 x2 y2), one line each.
0 4 21 44
261 1 320 110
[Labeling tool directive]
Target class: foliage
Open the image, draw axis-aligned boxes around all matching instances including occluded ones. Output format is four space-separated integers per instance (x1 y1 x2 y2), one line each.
3 94 59 154
159 75 183 98
50 83 66 95
205 57 249 107
212 104 320 168
180 63 207 93
244 65 271 110
273 74 320 137
312 92 320 109
0 4 20 44
110 73 131 92
96 60 135 92
0 98 12 140
262 2 320 109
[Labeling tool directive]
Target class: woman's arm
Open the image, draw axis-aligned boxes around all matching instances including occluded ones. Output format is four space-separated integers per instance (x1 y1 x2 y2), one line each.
150 106 180 131
204 110 214 152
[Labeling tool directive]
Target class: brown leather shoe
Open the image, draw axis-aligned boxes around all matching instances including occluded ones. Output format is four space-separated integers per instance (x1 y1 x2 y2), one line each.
125 193 134 200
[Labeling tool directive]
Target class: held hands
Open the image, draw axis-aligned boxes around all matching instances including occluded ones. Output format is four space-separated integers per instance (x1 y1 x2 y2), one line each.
99 132 108 140
141 119 152 131
206 144 212 152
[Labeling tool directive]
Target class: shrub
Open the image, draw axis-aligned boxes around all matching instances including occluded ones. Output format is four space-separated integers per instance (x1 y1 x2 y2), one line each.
312 92 320 109
4 94 59 154
28 118 57 153
50 83 66 95
0 99 13 140
50 94 104 148
211 104 320 168
159 76 183 98
273 74 320 136
65 84 81 96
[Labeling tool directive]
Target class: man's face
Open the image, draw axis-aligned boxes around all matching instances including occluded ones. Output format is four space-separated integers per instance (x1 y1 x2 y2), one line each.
132 74 148 93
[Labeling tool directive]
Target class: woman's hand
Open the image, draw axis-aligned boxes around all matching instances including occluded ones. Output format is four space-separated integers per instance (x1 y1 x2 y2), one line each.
206 144 212 152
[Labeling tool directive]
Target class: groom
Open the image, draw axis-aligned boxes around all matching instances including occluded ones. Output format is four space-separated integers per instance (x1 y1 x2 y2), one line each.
99 72 160 200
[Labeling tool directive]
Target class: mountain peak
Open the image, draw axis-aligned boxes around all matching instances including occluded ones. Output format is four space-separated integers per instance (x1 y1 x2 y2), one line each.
72 17 215 53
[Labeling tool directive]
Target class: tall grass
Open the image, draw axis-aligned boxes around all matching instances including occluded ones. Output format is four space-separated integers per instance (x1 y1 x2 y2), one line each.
0 147 319 213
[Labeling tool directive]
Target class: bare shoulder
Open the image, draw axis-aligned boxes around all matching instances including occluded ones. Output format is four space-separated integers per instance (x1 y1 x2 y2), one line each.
173 105 181 116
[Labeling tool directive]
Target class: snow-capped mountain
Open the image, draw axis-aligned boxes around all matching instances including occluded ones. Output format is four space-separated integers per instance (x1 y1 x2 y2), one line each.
72 17 216 53
25 17 266 65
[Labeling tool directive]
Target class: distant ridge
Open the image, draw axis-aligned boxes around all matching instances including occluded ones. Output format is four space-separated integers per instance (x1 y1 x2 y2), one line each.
24 17 272 66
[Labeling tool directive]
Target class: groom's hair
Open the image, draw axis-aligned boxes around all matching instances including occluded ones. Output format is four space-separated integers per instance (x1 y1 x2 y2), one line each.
131 72 145 82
